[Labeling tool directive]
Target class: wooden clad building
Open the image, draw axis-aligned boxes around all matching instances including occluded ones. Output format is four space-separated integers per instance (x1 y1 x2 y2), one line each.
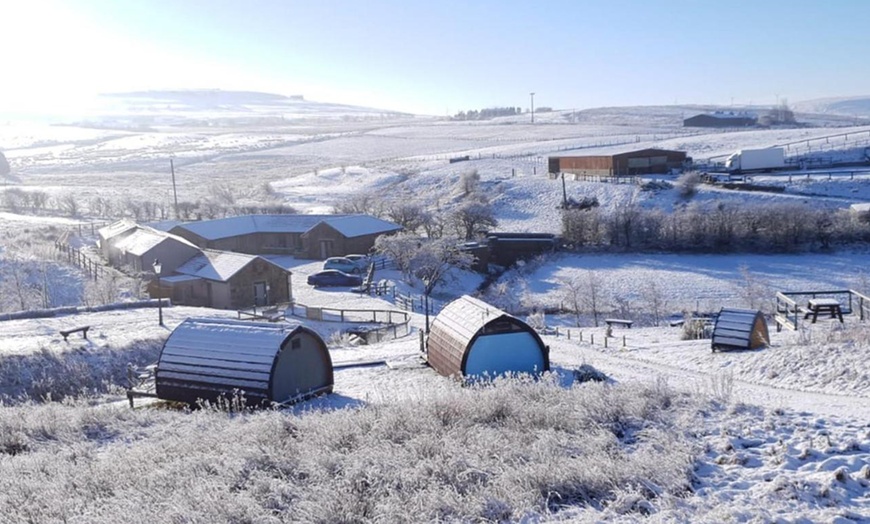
548 148 688 176
426 295 549 378
711 308 770 352
169 214 401 260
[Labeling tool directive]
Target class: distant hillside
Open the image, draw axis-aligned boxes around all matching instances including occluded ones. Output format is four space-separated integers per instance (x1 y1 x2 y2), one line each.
792 96 870 118
79 89 414 128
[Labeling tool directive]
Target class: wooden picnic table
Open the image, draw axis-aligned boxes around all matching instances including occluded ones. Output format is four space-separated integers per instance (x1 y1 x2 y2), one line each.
804 298 844 323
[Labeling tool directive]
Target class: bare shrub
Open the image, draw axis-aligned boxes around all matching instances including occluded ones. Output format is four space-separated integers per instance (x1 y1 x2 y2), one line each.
675 171 701 198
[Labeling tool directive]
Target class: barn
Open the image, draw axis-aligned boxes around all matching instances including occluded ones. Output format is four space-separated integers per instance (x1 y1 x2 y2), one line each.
548 148 688 177
155 318 333 406
426 295 549 378
683 112 757 128
711 308 770 352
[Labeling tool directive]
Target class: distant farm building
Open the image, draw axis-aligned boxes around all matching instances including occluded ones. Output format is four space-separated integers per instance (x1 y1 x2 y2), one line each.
156 318 333 406
548 148 688 177
170 214 402 259
486 232 558 267
153 250 292 310
427 295 549 378
683 111 757 128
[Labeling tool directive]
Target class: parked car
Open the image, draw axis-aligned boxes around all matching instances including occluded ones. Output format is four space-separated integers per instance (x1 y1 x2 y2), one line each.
323 256 361 274
344 254 370 271
307 270 363 288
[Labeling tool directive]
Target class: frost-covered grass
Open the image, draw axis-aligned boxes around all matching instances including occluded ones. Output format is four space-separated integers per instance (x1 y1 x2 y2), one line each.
0 337 162 402
0 377 701 523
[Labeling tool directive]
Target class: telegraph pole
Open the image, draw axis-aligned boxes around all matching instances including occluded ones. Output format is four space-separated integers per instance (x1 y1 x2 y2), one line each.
170 158 179 219
530 92 535 124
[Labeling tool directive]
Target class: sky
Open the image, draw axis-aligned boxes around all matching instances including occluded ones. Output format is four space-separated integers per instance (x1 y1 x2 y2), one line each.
1 0 869 116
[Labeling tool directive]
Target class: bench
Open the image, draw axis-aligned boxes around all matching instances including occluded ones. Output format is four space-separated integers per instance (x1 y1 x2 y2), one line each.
60 326 90 341
604 319 633 329
804 299 844 323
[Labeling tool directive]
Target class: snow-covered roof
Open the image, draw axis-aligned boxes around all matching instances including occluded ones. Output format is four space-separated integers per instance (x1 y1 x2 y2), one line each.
850 202 870 213
174 249 286 282
98 219 138 240
156 317 328 404
318 215 402 238
114 228 166 256
112 225 199 256
173 214 401 241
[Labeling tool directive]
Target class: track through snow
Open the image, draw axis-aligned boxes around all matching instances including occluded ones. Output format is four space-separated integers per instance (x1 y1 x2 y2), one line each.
549 338 870 420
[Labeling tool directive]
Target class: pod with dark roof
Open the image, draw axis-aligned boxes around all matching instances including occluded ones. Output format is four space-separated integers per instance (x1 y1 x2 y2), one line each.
156 318 333 406
426 295 549 378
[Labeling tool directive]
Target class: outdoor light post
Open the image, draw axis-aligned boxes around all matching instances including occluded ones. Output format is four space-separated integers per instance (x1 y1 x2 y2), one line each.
152 259 164 326
423 277 431 334
530 92 535 124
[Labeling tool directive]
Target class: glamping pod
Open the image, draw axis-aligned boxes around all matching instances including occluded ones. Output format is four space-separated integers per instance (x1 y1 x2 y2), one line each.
711 308 770 352
156 318 333 406
426 295 549 378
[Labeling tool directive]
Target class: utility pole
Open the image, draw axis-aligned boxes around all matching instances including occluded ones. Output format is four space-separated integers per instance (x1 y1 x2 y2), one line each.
530 92 535 124
170 158 179 219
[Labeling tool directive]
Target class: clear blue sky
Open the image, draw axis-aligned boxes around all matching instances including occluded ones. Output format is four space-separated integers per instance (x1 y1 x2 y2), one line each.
3 0 868 115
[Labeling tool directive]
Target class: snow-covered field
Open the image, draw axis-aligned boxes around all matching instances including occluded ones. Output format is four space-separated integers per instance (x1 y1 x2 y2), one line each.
2 96 870 521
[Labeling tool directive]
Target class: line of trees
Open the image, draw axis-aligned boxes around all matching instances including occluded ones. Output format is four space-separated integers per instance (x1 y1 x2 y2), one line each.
452 107 522 121
0 186 296 221
562 200 870 252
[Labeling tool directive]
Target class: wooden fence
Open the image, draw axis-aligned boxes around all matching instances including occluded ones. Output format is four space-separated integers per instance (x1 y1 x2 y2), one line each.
288 302 412 343
54 240 108 281
774 289 870 331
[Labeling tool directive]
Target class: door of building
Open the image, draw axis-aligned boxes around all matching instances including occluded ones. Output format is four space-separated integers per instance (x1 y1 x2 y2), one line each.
253 281 268 306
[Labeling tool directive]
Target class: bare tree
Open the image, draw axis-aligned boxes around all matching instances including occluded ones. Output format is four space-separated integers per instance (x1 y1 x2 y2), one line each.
640 279 669 326
562 270 610 327
450 197 497 240
457 170 480 196
387 203 426 233
374 232 424 278
58 193 79 217
411 236 475 295
735 265 772 313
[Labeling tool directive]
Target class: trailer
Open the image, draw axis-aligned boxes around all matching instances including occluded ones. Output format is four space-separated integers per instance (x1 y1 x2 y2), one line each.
725 148 786 173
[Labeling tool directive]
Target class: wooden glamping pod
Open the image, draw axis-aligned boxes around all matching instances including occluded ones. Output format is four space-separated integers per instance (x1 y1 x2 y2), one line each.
711 308 770 352
426 295 549 378
156 318 333 406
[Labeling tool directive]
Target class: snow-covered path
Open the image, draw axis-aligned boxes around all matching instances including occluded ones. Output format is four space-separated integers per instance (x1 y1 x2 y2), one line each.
549 338 870 420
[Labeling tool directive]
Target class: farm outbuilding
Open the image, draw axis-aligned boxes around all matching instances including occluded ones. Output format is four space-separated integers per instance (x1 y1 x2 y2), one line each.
548 148 688 177
426 295 549 378
711 308 770 352
155 318 333 406
683 112 757 128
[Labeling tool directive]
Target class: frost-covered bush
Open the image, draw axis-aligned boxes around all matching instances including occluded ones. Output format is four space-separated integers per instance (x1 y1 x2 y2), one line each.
0 338 162 402
0 377 700 522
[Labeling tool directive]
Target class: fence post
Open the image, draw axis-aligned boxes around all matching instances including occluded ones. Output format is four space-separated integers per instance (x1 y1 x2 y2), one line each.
604 336 608 349
590 333 594 345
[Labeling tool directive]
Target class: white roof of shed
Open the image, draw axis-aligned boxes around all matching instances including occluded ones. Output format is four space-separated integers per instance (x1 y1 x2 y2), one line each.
113 226 198 257
174 249 286 282
98 219 138 240
850 203 870 213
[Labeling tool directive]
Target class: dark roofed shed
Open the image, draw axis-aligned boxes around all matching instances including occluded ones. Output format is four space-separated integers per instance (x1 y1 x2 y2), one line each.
156 318 333 406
